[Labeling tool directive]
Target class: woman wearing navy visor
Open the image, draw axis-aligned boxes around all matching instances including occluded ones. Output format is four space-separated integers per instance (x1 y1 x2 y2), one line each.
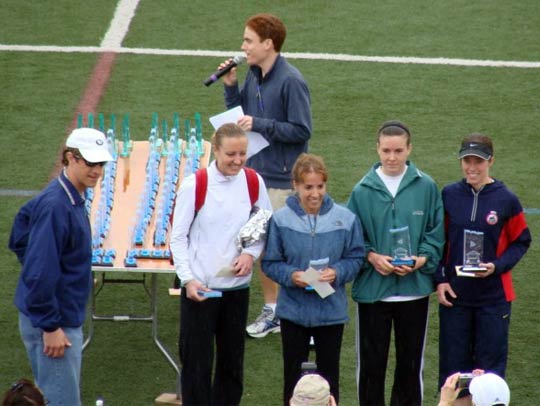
435 133 531 403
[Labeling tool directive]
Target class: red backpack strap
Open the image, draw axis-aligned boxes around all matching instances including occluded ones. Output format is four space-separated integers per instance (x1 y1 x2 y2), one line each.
194 168 208 213
168 168 208 266
243 167 259 206
169 168 207 226
194 167 256 213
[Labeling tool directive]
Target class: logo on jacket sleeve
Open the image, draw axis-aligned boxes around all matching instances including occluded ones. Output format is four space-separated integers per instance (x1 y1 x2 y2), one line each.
486 210 498 225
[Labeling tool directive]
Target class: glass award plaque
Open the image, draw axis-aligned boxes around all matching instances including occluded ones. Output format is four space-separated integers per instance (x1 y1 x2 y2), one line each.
461 229 487 272
390 226 415 266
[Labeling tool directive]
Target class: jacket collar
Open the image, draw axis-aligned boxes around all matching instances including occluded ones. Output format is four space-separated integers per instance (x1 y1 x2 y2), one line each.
459 177 501 193
286 193 333 217
249 54 283 82
363 160 421 192
208 160 244 183
58 169 85 206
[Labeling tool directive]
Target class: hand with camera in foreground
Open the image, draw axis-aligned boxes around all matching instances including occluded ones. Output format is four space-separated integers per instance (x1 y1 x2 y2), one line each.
438 372 461 406
438 369 485 406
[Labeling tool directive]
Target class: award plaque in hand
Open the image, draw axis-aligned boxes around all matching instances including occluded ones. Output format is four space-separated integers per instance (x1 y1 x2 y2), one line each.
460 229 487 273
390 226 415 267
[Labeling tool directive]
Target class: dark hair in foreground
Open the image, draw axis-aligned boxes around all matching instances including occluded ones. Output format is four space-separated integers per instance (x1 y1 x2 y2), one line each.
2 379 46 406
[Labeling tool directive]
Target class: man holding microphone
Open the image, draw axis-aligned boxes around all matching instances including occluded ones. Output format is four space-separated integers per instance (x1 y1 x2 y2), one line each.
217 13 313 338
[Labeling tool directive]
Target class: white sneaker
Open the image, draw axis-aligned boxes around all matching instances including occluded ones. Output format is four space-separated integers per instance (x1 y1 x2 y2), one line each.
246 305 280 338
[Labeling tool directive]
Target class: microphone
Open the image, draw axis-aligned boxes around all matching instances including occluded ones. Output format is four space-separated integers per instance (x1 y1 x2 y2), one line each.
203 55 246 86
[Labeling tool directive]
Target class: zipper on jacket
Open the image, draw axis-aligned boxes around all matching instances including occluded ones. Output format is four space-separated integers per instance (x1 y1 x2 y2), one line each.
391 197 396 225
307 214 317 237
469 185 485 222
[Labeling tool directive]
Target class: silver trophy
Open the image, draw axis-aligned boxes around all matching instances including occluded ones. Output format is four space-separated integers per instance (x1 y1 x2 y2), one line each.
461 229 487 272
235 207 272 250
390 226 415 266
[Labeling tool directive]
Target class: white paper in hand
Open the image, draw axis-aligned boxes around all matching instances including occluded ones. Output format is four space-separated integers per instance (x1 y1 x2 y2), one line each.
455 265 483 278
209 106 269 158
209 106 243 129
215 265 237 278
301 267 335 299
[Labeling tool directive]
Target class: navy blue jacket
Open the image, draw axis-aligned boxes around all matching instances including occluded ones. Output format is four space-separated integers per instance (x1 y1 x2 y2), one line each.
262 194 364 327
224 55 312 189
9 171 92 331
434 179 531 306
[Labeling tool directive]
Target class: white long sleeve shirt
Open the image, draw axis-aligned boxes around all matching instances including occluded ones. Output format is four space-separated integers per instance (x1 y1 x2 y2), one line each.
170 161 272 289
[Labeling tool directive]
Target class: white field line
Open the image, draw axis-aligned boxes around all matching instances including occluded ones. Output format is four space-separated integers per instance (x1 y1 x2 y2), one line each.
100 0 141 48
1 44 539 68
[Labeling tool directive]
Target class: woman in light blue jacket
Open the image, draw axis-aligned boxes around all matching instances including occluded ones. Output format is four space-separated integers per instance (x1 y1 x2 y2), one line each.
262 153 364 406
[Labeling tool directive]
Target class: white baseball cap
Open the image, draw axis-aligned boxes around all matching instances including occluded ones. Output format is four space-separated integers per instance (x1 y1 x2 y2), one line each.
66 128 114 163
470 373 510 406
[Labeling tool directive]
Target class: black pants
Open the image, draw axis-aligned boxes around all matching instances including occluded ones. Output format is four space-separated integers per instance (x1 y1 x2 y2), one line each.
356 297 429 406
438 301 511 389
281 319 344 406
179 287 249 406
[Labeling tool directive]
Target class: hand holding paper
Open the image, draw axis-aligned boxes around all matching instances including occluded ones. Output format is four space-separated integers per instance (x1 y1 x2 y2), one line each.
209 106 269 158
301 267 335 299
215 265 237 278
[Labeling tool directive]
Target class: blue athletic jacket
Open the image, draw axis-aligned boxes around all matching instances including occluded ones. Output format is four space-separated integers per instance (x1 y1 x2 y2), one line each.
262 194 364 327
224 55 312 189
434 179 531 306
9 171 92 331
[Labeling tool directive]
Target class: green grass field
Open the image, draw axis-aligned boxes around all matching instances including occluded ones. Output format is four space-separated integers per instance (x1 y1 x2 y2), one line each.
1 1 539 405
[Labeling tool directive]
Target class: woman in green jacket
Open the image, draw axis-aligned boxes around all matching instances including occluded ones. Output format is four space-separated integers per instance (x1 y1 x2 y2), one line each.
347 120 444 406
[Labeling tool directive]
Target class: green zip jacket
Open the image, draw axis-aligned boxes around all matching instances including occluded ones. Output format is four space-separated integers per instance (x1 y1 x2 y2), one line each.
347 161 444 303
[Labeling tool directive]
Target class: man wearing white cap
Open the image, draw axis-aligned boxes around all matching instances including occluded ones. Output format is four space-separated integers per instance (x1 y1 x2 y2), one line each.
438 371 510 406
9 128 113 406
470 373 510 406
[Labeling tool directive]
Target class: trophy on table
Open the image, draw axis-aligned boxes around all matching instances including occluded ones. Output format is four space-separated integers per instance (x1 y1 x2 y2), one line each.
390 226 415 267
459 229 488 273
